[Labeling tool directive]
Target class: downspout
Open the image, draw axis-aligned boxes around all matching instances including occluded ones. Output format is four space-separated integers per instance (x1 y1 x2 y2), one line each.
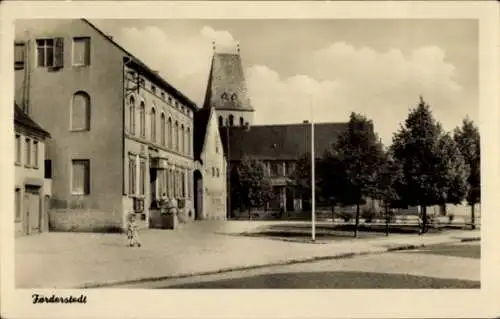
122 56 133 195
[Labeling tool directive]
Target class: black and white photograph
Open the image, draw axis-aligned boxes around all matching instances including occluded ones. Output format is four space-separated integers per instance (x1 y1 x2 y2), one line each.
0 1 499 319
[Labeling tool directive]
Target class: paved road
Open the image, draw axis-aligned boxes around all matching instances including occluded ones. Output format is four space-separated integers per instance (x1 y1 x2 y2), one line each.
117 242 480 289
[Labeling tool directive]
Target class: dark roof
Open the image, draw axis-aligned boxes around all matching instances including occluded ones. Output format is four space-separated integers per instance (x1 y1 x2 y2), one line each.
82 19 199 111
220 122 348 161
193 108 212 162
14 103 50 138
203 53 253 111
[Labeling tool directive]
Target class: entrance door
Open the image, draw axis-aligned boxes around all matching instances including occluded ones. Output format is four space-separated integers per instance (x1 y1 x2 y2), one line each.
24 186 41 235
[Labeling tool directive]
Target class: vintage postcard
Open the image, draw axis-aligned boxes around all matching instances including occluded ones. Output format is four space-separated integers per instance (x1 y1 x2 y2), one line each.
0 1 499 318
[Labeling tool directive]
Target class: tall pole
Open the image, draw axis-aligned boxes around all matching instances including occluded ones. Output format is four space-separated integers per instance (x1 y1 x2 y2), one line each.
310 95 316 242
226 121 231 219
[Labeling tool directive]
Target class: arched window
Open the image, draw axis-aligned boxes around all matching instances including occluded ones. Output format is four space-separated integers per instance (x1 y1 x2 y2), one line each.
160 113 166 145
186 127 191 156
231 93 237 101
175 121 179 152
239 117 244 127
168 117 173 148
139 101 145 138
228 114 234 127
180 124 185 154
218 116 223 127
71 91 90 131
150 107 156 142
128 96 135 135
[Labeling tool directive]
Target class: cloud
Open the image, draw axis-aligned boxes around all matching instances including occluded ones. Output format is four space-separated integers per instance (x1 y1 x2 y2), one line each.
115 25 471 145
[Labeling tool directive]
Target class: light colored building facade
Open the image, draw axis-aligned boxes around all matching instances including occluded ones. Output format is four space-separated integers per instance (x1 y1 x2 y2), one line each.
14 104 51 236
14 19 196 231
193 107 227 220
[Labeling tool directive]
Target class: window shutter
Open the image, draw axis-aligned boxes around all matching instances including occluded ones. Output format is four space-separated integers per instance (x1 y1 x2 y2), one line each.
54 37 64 68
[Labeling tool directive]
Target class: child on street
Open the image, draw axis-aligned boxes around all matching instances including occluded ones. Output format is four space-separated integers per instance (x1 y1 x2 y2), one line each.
127 213 141 247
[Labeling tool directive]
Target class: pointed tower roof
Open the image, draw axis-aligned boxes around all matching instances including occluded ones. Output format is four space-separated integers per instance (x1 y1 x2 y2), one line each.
203 50 254 112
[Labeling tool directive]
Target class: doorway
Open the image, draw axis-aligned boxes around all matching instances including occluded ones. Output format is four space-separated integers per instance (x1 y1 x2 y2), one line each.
193 170 203 220
24 186 41 235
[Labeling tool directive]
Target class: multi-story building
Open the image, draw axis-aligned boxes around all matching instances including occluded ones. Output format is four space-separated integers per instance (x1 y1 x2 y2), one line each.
14 19 197 231
14 103 51 236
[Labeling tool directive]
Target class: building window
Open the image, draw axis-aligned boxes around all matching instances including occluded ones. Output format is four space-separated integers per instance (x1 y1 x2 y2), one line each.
128 96 135 135
228 114 234 126
32 141 39 168
161 92 165 100
15 134 21 164
150 107 156 142
181 170 186 198
151 85 156 94
167 117 173 148
71 91 91 131
139 159 146 196
165 169 170 198
216 168 220 177
175 121 179 152
128 156 136 195
71 159 90 195
72 37 90 66
240 117 244 126
168 96 173 104
139 101 145 138
25 138 31 167
14 42 25 70
185 128 190 156
36 38 63 68
44 160 52 179
180 124 185 154
218 116 223 127
161 113 166 145
15 188 21 221
212 167 215 177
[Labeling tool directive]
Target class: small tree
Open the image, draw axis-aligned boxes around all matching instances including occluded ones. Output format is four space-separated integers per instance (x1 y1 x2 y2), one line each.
289 152 322 210
454 118 481 229
234 156 274 214
374 151 403 236
325 112 386 238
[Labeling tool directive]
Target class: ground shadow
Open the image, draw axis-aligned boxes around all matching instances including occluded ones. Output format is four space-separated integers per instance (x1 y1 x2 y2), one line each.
163 271 480 289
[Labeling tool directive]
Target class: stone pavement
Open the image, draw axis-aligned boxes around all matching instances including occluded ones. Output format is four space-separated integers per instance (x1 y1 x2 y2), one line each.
15 220 480 289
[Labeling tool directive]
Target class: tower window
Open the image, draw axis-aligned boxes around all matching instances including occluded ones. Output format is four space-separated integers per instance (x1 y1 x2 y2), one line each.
228 114 234 127
231 93 237 101
221 93 228 101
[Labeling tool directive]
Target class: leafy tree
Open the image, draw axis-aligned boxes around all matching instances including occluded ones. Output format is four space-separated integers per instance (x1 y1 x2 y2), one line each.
233 156 274 213
454 118 481 229
374 151 403 236
288 152 322 206
324 112 386 238
390 97 469 234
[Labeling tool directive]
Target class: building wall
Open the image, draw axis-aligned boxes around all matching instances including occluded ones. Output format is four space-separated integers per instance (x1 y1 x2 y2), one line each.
14 127 49 236
201 110 227 220
122 64 196 228
14 20 125 231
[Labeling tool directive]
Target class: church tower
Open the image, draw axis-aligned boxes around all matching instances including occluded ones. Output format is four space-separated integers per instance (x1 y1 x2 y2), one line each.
203 41 255 128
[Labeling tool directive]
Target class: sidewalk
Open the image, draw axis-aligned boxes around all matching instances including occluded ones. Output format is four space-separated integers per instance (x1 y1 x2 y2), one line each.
15 221 480 289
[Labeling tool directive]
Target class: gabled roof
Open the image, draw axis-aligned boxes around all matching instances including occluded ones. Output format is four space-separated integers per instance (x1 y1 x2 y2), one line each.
14 103 50 138
203 52 253 111
220 122 348 161
193 107 212 162
81 19 199 111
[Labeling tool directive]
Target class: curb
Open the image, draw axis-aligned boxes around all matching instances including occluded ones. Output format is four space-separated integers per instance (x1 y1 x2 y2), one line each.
79 235 479 289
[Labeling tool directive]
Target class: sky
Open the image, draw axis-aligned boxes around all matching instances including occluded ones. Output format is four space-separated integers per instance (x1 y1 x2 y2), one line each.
92 19 479 145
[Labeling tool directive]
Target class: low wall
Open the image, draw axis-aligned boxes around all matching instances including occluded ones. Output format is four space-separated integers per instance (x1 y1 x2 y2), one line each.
48 209 123 233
